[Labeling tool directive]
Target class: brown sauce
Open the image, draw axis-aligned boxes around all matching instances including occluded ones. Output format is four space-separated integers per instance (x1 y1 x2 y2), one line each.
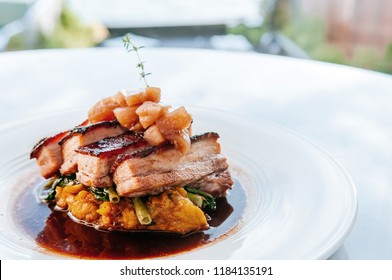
14 179 246 259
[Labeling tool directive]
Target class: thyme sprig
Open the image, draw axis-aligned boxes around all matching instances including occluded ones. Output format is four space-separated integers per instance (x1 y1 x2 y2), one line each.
122 33 151 87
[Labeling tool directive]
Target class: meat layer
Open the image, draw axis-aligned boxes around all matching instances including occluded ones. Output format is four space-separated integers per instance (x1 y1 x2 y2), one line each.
75 132 149 187
112 132 232 197
59 121 127 175
187 169 233 197
30 131 68 178
30 120 89 178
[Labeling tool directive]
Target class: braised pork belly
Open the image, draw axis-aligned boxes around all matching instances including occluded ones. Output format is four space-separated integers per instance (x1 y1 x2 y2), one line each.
187 169 234 198
31 87 234 234
111 132 230 197
30 131 68 178
59 121 127 175
75 132 148 187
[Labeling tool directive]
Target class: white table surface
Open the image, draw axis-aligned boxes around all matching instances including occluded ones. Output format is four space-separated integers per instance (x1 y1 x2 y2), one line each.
1 47 392 260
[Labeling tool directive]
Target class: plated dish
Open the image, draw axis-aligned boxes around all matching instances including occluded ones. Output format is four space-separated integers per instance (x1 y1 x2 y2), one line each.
30 87 233 238
0 106 357 259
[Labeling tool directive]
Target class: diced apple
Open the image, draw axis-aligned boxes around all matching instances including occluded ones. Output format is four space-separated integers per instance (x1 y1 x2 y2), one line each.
156 106 192 134
136 101 164 129
130 122 144 131
112 91 128 107
143 87 161 103
88 97 119 123
170 130 191 154
113 106 139 128
125 90 145 106
143 124 166 146
125 87 161 106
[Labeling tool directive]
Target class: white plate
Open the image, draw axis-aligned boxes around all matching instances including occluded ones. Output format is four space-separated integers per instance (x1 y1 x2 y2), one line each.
0 107 357 259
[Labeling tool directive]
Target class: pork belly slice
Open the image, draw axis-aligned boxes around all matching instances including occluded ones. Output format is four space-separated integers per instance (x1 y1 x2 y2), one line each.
187 169 234 197
59 121 127 175
75 132 149 187
30 131 68 178
30 120 89 178
112 132 232 197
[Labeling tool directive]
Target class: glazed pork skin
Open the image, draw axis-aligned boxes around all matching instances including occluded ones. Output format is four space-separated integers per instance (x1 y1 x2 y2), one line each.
30 131 68 178
112 132 231 197
59 121 126 175
75 132 149 187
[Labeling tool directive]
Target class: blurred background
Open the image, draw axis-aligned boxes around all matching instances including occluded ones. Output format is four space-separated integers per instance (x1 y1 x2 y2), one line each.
1 0 391 74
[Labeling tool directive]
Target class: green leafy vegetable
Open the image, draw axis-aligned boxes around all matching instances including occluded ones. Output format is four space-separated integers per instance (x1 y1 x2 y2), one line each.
187 192 204 208
55 174 78 187
40 174 79 202
185 186 216 210
90 186 121 203
90 187 109 201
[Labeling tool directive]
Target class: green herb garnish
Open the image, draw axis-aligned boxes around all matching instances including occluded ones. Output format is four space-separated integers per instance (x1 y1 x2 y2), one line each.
122 33 151 87
185 186 216 210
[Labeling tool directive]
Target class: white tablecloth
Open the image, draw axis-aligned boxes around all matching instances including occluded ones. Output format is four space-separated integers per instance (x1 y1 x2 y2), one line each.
1 47 392 259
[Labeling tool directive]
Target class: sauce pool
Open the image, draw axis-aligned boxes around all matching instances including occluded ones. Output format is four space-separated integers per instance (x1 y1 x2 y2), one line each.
14 179 246 259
